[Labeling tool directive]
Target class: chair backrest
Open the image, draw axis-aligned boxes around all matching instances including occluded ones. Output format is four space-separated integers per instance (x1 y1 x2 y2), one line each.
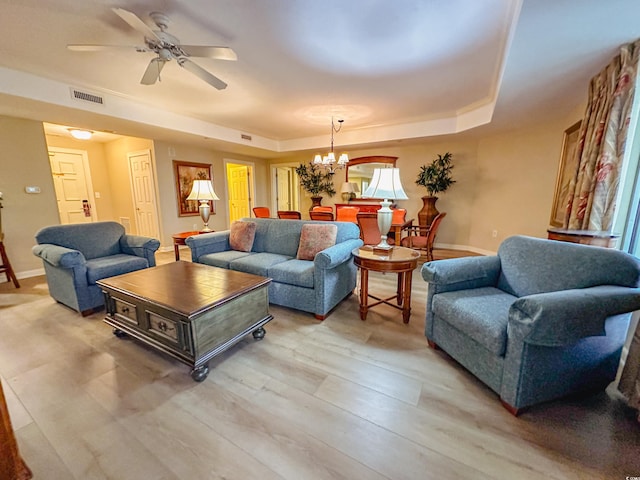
391 208 406 225
357 212 381 245
312 206 333 213
277 210 302 219
336 206 359 223
253 206 270 218
34 221 125 260
310 211 334 221
425 212 446 249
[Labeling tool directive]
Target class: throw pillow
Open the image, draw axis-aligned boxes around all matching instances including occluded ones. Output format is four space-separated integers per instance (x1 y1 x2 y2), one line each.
296 224 338 260
229 221 256 252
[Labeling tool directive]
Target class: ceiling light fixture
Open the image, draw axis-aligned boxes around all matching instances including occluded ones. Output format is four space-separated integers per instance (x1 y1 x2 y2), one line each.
68 129 93 140
312 117 348 173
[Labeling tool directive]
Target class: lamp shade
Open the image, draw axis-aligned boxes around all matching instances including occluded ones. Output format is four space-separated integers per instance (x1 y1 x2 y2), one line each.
186 180 219 201
362 168 408 200
340 182 355 193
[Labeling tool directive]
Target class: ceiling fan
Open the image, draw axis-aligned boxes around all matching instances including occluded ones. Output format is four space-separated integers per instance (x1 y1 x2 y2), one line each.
68 7 237 90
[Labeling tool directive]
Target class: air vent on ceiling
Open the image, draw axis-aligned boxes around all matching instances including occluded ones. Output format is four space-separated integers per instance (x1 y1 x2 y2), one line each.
241 133 252 141
69 87 104 106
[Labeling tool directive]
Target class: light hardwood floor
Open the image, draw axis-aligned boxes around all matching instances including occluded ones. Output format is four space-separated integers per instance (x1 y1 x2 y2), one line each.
0 248 638 479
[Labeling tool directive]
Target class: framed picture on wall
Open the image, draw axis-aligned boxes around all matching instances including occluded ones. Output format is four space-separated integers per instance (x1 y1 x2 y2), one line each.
549 120 582 227
173 160 214 217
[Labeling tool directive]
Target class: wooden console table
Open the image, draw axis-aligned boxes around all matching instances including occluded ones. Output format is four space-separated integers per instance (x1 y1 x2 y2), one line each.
547 228 620 248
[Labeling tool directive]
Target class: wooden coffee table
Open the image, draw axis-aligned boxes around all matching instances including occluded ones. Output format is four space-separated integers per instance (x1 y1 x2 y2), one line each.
97 262 272 381
352 246 420 323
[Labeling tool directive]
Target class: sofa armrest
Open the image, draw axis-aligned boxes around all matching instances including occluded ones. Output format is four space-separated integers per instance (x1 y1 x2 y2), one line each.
421 255 501 292
185 231 231 261
315 239 364 270
120 235 160 265
32 243 85 268
509 285 640 346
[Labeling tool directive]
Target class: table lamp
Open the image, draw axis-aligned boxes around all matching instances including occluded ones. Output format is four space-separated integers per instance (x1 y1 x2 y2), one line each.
186 179 219 232
362 168 408 253
340 182 355 201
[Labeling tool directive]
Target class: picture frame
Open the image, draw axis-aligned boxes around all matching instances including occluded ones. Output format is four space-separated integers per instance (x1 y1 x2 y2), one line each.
549 120 582 227
173 160 214 217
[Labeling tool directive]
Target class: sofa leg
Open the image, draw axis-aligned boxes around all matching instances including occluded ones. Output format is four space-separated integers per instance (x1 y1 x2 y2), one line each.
427 339 440 350
500 400 521 417
314 314 326 321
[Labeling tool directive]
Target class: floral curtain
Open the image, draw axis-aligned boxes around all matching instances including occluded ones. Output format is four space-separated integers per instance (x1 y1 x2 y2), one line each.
564 39 640 230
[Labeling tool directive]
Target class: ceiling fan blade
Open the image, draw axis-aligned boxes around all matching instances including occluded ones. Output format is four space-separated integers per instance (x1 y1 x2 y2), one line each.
112 7 161 42
140 58 166 85
177 58 227 90
67 44 149 52
179 46 237 61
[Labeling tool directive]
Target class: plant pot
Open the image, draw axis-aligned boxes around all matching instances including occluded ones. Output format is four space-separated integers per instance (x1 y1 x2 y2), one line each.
418 196 439 229
310 196 323 211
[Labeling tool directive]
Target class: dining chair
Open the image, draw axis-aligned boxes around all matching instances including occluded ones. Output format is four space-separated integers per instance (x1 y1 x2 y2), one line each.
388 208 410 245
310 211 334 221
336 206 359 223
253 206 271 218
277 210 302 219
401 212 446 260
356 212 382 245
312 206 334 213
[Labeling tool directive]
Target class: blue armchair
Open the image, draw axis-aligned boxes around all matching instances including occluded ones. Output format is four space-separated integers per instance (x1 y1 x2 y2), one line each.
421 235 640 415
33 221 160 315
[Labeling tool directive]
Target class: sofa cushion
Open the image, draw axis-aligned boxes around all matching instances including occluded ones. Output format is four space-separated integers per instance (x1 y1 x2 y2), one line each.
269 259 315 288
297 224 338 260
86 254 149 284
229 221 256 252
198 250 253 269
229 252 291 277
432 286 517 356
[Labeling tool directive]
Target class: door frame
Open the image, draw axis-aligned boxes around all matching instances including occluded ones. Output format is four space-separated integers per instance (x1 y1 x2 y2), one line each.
224 158 256 224
48 146 98 222
270 162 300 214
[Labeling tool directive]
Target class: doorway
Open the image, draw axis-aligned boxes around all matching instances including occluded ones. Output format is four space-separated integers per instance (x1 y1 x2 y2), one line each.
48 147 97 224
271 164 300 213
225 160 255 223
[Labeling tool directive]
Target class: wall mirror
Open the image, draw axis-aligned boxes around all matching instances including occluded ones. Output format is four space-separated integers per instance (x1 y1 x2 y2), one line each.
345 156 397 200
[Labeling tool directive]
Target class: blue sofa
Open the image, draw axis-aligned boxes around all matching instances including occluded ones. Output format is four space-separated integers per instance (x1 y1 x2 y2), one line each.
186 218 363 319
421 235 640 415
33 221 160 315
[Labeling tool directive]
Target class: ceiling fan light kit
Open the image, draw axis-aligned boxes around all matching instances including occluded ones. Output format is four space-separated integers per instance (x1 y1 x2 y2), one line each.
68 8 237 91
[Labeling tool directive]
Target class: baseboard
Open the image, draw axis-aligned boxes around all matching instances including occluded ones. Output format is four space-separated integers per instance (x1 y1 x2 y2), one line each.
15 268 45 279
435 242 496 256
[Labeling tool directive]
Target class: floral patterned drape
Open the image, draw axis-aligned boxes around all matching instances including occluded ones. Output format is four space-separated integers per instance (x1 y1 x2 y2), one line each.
564 39 640 230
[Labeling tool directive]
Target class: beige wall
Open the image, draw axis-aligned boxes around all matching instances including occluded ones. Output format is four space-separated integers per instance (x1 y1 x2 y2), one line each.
0 116 59 274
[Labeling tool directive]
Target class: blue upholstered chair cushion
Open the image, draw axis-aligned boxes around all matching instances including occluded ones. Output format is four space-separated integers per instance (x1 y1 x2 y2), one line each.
432 287 516 356
86 254 149 284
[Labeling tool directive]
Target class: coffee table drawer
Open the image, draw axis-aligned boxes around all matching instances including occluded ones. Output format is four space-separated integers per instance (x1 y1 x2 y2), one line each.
147 311 181 344
114 298 137 325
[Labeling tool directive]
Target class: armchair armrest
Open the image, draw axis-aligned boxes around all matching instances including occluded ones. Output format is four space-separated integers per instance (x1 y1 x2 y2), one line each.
510 285 640 346
315 239 363 270
185 231 230 261
421 255 501 292
120 235 160 256
32 244 85 268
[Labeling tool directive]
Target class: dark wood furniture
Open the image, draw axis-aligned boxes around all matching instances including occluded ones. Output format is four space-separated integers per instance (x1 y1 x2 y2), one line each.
546 228 620 248
0 239 19 288
172 231 209 261
97 262 272 382
277 210 302 219
309 211 334 221
401 212 447 261
0 380 32 480
351 246 420 324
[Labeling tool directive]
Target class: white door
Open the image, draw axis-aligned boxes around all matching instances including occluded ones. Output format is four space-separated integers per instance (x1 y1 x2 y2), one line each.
49 148 95 224
227 163 251 223
128 150 160 238
277 167 292 210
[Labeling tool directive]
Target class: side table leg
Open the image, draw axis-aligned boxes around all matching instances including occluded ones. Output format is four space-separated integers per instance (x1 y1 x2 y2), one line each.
173 242 180 261
359 268 369 321
396 272 403 305
402 271 413 324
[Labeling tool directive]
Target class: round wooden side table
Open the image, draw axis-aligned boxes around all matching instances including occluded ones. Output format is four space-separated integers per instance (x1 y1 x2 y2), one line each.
171 231 210 261
351 246 420 323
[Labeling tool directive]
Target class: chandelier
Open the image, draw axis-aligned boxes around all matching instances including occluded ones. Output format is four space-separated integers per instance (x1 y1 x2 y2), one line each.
312 117 349 173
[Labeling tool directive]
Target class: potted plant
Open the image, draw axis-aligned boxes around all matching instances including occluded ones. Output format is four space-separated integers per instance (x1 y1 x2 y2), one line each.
415 152 455 227
295 163 336 209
